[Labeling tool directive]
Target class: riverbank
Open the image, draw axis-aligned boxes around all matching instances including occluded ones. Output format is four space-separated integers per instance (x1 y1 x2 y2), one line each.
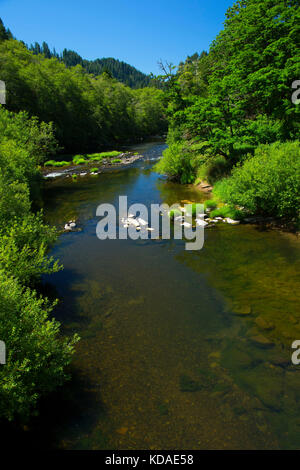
195 179 300 236
43 151 144 179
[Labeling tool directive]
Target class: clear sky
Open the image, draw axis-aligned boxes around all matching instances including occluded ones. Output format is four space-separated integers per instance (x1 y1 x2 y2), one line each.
0 0 234 75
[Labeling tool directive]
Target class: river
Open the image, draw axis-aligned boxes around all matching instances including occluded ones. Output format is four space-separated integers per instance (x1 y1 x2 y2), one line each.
15 142 300 449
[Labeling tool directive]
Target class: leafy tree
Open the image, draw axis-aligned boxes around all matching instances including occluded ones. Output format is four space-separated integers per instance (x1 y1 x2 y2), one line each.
157 0 300 199
0 106 78 422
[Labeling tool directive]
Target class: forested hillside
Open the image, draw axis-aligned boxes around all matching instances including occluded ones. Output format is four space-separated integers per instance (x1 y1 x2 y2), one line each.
0 19 166 154
28 43 151 89
156 0 300 224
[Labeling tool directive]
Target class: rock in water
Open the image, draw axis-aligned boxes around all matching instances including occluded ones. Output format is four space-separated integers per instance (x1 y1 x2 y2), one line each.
225 218 240 225
127 217 140 227
137 217 148 226
196 219 208 227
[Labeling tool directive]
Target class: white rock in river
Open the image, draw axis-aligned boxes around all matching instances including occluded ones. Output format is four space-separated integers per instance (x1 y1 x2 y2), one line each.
181 221 192 228
226 218 240 225
64 224 72 231
69 222 76 228
127 217 140 227
137 217 148 226
196 219 208 227
44 172 62 178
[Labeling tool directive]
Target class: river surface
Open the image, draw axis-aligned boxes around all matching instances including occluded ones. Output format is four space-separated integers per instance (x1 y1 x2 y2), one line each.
20 142 300 449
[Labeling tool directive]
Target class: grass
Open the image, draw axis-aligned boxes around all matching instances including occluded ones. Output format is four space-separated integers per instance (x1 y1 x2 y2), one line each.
44 151 122 167
72 155 87 165
210 206 246 220
204 199 218 211
86 151 121 161
44 160 70 167
90 168 98 173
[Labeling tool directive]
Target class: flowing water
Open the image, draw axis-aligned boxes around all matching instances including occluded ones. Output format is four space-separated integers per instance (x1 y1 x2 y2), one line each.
20 142 300 449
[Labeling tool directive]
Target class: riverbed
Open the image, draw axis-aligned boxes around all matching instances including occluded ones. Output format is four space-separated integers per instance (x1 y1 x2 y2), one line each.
18 142 300 449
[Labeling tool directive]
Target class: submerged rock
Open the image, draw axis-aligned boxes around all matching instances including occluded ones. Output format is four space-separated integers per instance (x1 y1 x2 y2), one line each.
232 303 252 315
255 316 274 330
249 334 274 349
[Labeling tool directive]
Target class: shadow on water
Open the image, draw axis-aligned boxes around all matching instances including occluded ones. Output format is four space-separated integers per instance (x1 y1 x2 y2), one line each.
11 141 300 449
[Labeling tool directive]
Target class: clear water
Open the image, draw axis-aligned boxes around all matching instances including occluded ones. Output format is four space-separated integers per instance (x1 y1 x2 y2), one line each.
19 142 300 449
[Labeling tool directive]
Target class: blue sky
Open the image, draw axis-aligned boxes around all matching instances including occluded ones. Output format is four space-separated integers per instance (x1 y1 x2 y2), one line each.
0 0 234 74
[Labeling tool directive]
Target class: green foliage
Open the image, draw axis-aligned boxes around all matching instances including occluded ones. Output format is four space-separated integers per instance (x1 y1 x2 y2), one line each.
90 168 99 173
87 151 121 159
210 206 246 220
111 158 121 163
29 43 152 89
155 142 198 184
0 35 167 153
157 0 299 222
204 200 218 211
0 271 78 421
197 156 230 184
72 155 87 165
213 142 300 219
0 105 77 422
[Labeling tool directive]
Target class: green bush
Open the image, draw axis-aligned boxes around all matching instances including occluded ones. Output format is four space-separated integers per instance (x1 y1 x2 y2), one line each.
111 158 121 163
72 155 87 165
86 151 121 160
213 142 300 219
0 107 78 421
0 271 78 421
155 143 198 184
197 156 230 184
204 200 218 211
210 206 245 220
